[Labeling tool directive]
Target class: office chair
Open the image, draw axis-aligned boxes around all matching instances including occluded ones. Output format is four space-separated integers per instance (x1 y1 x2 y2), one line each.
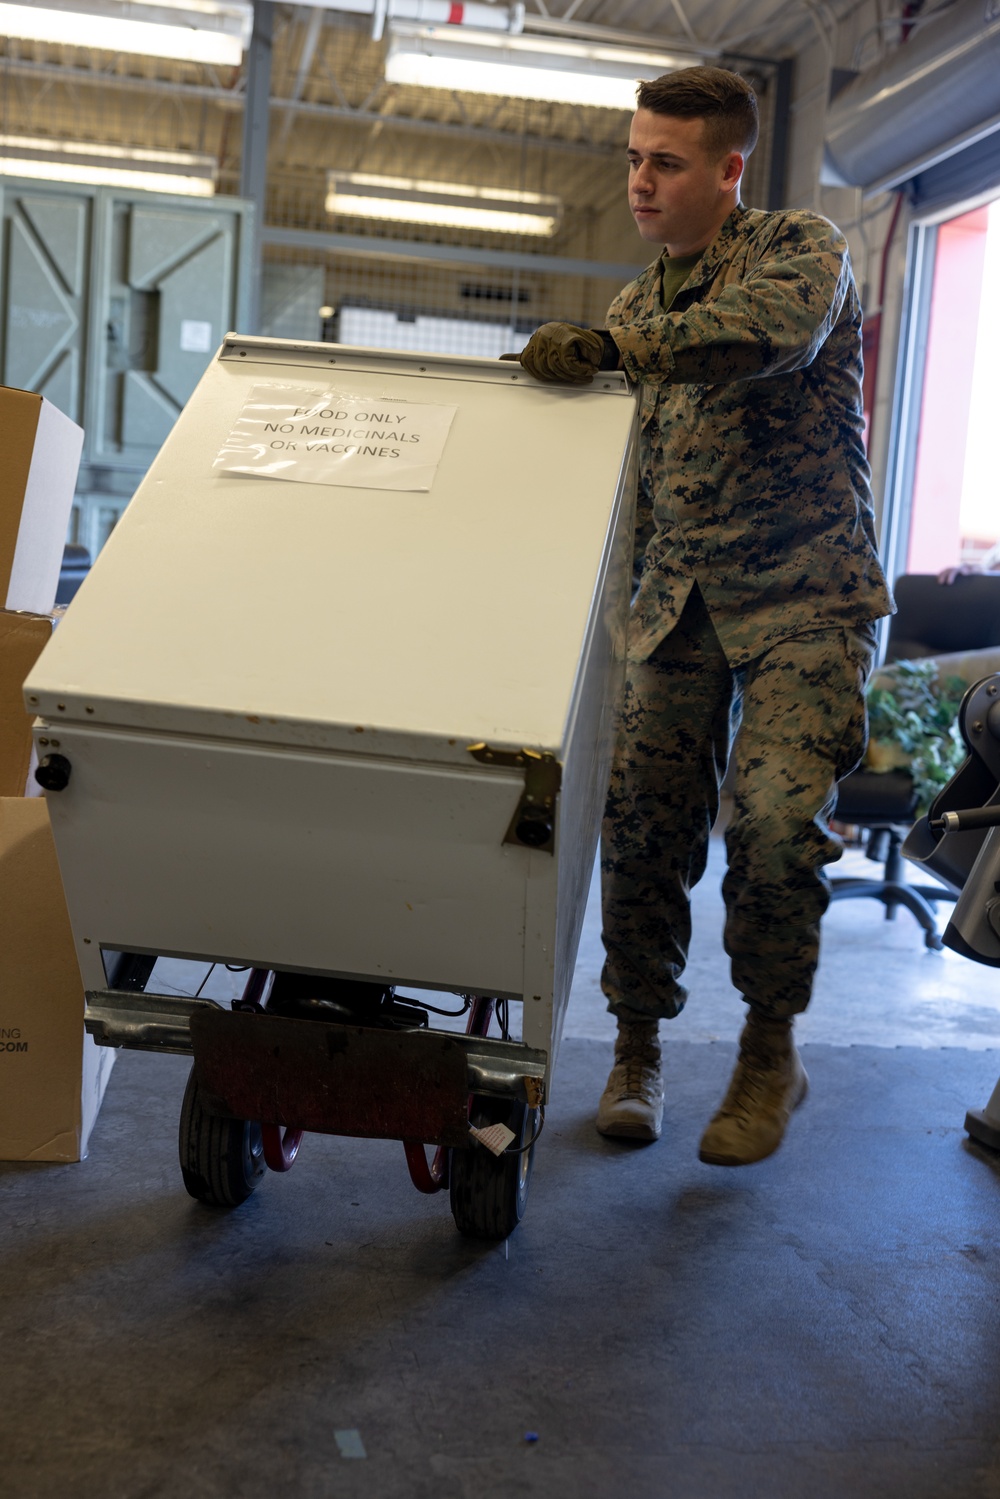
828 572 1000 949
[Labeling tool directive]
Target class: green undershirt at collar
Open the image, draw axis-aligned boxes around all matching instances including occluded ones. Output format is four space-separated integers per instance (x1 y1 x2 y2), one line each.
661 251 703 311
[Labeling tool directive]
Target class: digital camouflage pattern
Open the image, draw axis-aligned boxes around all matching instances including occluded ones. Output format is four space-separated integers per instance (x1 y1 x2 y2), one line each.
601 587 876 1022
600 204 890 1021
607 205 893 666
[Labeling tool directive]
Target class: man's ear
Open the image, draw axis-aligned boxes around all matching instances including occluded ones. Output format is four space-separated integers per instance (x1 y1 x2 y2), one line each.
721 151 744 193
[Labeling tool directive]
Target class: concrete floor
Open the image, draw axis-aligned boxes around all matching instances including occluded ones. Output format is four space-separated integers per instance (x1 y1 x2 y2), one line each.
3 836 1000 1497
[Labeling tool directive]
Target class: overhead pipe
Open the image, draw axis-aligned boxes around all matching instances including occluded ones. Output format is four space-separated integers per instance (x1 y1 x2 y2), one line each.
289 0 525 42
295 0 706 55
823 0 1000 194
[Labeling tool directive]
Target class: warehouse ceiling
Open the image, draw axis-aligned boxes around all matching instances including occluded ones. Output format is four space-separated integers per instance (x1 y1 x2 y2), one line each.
0 0 873 282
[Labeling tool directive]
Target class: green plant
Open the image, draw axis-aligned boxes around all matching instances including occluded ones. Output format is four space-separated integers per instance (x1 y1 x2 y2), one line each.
866 659 967 815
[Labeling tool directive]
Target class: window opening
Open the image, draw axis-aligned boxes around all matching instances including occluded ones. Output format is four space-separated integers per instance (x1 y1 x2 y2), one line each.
905 199 1000 575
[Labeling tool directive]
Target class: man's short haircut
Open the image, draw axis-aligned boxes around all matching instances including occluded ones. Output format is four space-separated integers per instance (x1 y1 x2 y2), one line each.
635 66 759 159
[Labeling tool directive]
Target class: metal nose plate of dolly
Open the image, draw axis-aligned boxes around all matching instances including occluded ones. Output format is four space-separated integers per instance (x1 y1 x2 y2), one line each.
84 988 548 1145
190 1009 470 1146
187 1008 546 1148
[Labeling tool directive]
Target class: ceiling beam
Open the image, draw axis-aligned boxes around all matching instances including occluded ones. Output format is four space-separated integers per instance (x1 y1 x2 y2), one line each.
0 56 625 157
263 224 646 280
521 12 712 53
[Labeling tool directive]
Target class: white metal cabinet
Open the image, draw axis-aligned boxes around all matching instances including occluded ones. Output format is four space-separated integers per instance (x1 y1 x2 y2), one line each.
26 335 637 1078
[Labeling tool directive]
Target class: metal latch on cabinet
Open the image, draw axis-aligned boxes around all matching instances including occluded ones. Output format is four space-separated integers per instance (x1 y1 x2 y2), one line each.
467 744 562 853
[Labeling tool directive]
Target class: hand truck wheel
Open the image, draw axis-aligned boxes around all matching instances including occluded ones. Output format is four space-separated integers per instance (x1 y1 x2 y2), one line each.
178 1064 266 1207
449 1094 539 1241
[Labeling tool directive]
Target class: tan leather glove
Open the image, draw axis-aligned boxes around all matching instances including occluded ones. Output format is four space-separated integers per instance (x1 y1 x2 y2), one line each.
500 323 619 383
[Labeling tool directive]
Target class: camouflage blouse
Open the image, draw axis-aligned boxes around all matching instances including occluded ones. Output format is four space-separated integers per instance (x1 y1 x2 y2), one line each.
608 204 894 666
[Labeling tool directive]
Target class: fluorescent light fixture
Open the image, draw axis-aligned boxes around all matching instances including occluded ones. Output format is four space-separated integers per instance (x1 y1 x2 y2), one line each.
0 136 217 196
327 171 561 236
385 23 696 110
0 0 253 67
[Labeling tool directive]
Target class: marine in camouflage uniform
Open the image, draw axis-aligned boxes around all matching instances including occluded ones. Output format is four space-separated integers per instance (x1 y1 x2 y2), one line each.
602 205 893 1030
510 67 894 1166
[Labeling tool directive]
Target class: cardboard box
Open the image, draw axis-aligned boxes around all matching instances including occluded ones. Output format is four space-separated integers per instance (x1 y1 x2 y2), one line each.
0 610 57 797
0 797 115 1161
0 385 84 614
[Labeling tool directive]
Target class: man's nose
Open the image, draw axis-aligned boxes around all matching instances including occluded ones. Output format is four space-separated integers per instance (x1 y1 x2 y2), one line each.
631 161 654 193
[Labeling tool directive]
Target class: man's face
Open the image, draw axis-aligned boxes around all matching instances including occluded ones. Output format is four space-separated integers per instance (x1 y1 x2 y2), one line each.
627 108 743 256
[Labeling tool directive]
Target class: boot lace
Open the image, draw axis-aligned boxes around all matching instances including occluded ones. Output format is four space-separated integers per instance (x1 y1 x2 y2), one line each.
612 1044 660 1103
722 1058 769 1121
720 1034 786 1121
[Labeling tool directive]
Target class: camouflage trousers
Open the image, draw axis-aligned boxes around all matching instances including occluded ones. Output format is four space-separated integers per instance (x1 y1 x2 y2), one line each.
601 585 876 1023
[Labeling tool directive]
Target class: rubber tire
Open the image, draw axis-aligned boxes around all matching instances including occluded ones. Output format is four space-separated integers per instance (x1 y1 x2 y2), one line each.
449 1095 538 1241
178 1065 266 1207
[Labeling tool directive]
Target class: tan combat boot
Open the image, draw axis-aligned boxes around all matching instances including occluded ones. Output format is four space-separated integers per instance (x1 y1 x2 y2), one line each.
698 1013 808 1167
596 1019 664 1142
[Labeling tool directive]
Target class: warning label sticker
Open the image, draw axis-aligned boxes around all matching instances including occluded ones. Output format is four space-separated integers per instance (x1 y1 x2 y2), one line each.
213 383 457 492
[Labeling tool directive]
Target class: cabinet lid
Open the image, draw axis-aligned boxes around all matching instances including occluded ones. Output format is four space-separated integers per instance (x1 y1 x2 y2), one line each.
25 338 636 767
